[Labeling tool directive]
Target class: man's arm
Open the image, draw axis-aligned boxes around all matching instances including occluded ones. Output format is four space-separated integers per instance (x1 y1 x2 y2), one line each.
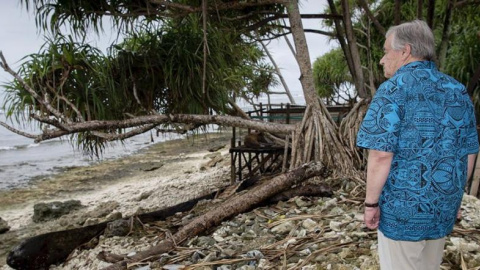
457 154 477 220
467 154 477 180
364 149 394 229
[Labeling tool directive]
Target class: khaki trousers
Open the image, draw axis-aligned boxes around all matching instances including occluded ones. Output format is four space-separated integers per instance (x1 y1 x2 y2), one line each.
377 230 445 270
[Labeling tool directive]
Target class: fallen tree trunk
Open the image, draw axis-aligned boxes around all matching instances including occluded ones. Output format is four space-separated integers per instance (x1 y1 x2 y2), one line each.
266 183 333 204
102 161 330 270
6 192 217 270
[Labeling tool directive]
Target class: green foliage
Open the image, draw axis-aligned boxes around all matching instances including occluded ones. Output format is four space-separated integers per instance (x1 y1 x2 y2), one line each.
21 0 286 39
318 0 480 104
312 48 351 98
3 4 277 154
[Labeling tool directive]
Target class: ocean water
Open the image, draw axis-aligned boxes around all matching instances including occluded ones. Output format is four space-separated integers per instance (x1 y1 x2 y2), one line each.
0 110 185 190
0 91 305 191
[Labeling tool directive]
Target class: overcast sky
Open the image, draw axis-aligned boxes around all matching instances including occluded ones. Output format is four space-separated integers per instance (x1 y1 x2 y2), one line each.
0 0 336 105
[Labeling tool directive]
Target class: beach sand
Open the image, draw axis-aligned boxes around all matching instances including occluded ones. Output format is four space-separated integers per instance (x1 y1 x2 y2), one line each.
0 132 233 267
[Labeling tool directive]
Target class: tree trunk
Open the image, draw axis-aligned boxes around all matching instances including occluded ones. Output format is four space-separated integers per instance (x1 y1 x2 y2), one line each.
427 0 436 28
437 0 453 69
102 161 330 270
341 0 368 99
327 0 355 91
6 193 218 270
417 0 424 19
284 1 354 173
467 62 480 96
394 0 401 25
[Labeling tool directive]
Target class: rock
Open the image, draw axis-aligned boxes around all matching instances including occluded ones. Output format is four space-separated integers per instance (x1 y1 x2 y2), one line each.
301 218 318 232
84 218 100 226
213 235 225 242
208 144 225 152
241 229 257 240
32 200 83 222
135 266 151 270
0 217 10 234
204 152 221 159
89 201 120 218
295 229 307 237
294 197 312 208
201 154 224 169
196 236 216 247
191 250 206 263
162 265 186 270
449 237 480 252
104 219 130 237
245 250 264 259
222 248 236 257
106 211 122 221
239 266 255 270
271 221 295 234
139 162 163 172
136 191 153 201
329 221 343 232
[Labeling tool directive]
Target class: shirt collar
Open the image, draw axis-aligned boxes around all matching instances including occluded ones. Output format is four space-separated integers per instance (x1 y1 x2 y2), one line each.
394 60 436 76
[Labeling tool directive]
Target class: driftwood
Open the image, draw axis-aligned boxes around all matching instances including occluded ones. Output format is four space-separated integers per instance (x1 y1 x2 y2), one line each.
102 161 330 270
6 192 217 270
266 183 333 204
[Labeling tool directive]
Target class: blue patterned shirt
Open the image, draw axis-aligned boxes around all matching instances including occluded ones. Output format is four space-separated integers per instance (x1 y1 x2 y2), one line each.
357 61 479 241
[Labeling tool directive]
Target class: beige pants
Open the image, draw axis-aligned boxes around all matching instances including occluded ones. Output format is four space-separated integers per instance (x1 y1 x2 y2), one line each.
377 230 445 270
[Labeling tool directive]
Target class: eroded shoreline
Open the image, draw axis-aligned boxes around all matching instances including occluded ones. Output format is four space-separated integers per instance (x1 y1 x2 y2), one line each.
0 132 232 267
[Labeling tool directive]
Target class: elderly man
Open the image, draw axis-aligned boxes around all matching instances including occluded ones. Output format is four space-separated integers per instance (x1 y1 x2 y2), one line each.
357 20 479 270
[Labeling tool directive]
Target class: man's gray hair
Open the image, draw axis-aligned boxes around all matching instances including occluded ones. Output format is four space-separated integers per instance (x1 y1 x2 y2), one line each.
386 20 436 61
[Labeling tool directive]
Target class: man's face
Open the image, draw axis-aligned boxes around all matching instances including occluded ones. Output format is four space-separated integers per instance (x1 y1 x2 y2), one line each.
380 34 405 78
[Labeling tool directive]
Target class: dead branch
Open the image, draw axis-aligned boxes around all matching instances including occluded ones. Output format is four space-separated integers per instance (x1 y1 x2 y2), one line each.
0 52 69 126
0 122 37 139
15 114 295 143
101 161 330 269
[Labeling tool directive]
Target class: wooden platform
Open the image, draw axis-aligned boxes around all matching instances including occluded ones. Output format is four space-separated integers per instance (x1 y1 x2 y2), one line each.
229 146 286 183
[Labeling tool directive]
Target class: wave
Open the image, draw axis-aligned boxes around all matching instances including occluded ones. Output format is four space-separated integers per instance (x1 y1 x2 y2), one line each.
0 141 61 152
27 143 40 148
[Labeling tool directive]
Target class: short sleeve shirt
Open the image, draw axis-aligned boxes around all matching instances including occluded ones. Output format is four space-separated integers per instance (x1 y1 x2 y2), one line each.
357 61 479 241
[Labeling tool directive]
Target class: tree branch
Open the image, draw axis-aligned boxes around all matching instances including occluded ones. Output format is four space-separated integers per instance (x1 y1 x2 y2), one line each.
0 122 37 139
20 114 296 143
92 124 158 141
455 0 480 8
149 0 284 13
275 25 335 36
357 0 385 35
0 51 69 126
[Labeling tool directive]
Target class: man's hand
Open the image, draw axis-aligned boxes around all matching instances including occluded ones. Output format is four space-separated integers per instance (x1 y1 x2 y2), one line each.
364 207 380 229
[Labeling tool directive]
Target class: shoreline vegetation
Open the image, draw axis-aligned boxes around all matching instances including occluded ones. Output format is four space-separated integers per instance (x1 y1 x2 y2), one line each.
0 131 479 269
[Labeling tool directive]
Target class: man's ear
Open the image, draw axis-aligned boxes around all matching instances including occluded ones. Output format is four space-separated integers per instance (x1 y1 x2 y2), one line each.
402 44 412 60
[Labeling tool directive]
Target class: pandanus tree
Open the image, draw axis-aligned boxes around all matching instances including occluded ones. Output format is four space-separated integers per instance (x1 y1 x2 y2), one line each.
1 0 356 173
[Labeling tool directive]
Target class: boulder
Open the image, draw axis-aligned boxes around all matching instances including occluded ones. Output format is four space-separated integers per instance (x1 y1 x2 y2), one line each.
104 219 130 237
88 200 120 218
0 217 10 234
32 200 83 222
